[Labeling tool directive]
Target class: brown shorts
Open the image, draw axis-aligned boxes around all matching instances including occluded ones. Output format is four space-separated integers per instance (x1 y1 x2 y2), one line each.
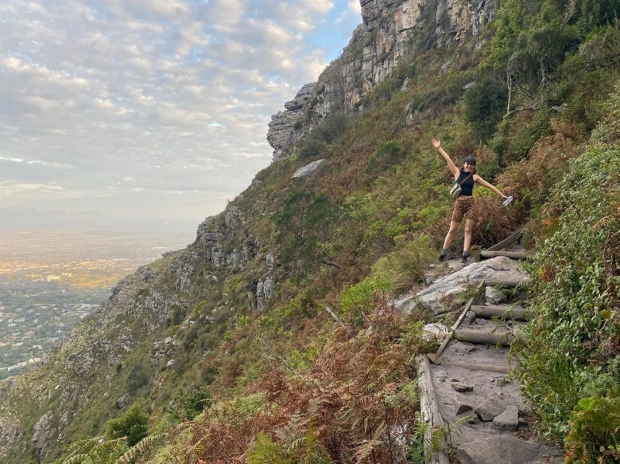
451 197 476 222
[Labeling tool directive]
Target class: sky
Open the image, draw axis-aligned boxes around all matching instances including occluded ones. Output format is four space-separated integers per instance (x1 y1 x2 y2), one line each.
0 0 362 234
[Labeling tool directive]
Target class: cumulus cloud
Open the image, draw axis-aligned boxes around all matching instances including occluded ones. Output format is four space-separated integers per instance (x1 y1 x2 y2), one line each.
300 0 334 14
0 0 361 231
349 0 362 15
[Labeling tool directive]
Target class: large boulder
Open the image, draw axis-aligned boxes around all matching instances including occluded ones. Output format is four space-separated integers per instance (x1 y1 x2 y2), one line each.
393 256 526 316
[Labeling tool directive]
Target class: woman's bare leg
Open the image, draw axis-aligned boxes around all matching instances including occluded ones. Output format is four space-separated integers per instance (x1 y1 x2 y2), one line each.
443 221 461 250
463 219 474 253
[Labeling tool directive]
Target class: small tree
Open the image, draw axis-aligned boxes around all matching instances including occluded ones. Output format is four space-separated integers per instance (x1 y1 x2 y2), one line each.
105 404 148 447
463 77 508 142
274 189 343 269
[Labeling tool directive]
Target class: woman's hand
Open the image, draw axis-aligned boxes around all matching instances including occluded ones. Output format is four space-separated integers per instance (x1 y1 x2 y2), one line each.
433 139 459 177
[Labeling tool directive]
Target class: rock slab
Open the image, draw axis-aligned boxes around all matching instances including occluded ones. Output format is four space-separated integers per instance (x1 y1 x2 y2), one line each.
457 436 561 464
393 256 526 316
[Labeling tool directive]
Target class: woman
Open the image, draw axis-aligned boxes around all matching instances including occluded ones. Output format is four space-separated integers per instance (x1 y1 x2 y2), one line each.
432 139 509 263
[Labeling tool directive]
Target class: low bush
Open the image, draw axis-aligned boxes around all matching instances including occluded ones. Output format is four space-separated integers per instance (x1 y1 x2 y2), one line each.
365 140 405 174
371 234 436 293
565 393 620 463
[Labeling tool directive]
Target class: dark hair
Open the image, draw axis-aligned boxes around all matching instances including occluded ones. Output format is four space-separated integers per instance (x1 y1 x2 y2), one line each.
463 156 477 165
461 156 477 174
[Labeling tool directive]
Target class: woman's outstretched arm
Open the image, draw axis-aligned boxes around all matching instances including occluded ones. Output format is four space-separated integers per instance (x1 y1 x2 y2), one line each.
432 139 460 178
474 175 509 200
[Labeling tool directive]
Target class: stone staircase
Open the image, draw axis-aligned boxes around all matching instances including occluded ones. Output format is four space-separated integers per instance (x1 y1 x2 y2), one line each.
417 235 564 464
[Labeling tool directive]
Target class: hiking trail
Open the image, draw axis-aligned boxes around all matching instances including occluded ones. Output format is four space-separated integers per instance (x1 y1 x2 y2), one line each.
412 232 565 464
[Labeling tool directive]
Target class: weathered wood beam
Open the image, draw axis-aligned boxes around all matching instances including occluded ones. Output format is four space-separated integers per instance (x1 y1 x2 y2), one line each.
484 275 528 287
434 280 486 358
418 356 451 464
480 250 527 260
486 230 523 252
441 360 511 373
471 305 530 321
324 306 347 330
454 329 515 346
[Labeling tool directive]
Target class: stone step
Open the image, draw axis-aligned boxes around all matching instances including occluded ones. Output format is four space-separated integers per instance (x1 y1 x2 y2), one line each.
454 329 515 346
471 305 530 321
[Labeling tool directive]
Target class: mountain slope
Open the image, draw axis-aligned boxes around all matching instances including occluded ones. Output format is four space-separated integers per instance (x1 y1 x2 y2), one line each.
1 1 620 463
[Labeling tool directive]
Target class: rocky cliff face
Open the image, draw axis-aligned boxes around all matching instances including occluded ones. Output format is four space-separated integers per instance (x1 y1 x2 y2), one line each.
267 0 497 160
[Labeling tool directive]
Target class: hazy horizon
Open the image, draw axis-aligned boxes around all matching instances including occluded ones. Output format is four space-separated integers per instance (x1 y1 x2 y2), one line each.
0 206 202 235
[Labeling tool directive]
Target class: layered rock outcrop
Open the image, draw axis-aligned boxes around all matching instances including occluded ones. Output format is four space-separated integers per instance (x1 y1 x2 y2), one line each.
267 83 316 160
267 0 497 160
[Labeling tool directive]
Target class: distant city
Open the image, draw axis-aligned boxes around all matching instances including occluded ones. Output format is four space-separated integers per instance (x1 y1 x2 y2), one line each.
0 230 193 378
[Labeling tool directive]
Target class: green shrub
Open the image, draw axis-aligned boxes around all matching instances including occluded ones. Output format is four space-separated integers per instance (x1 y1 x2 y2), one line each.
365 140 405 174
105 404 149 447
297 139 328 160
311 110 349 144
164 388 211 420
371 235 436 293
125 363 151 396
513 139 620 440
463 76 508 142
274 189 344 269
340 277 391 326
166 305 187 327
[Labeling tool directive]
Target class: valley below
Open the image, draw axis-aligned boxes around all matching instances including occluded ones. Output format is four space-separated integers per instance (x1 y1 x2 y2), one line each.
0 230 192 378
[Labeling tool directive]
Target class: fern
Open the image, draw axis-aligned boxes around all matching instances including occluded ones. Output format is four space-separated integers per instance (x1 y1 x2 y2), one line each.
425 415 468 457
565 394 620 463
62 455 94 464
117 433 165 463
58 436 127 464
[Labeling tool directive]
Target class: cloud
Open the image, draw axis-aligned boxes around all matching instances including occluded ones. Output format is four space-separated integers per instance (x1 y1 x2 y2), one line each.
134 0 191 18
300 0 334 14
349 0 362 15
0 0 360 229
203 0 245 29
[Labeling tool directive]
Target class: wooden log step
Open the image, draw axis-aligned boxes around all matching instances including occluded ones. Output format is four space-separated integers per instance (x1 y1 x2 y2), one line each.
454 329 515 346
441 360 511 374
471 305 530 320
486 230 523 252
480 250 527 260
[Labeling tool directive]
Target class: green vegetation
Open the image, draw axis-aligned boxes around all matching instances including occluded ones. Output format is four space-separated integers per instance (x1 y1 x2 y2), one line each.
105 404 149 447
511 85 620 460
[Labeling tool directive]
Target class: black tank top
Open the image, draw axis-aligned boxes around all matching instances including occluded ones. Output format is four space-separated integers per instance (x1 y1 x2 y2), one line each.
456 171 475 196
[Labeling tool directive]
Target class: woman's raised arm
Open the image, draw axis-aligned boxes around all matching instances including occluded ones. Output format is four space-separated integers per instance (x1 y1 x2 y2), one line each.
432 139 460 178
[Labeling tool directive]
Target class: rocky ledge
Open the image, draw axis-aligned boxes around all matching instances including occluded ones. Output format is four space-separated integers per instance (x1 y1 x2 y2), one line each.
267 83 316 161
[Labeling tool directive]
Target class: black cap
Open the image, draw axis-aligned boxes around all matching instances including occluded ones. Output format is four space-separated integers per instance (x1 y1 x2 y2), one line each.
463 156 477 165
